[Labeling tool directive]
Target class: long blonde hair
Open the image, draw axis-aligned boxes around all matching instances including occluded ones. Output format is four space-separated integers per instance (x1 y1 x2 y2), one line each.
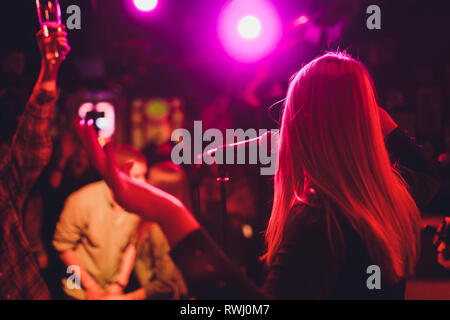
265 52 421 283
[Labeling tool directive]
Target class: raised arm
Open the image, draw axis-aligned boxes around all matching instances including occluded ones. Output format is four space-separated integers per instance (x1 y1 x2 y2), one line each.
76 121 265 299
3 24 70 212
380 108 441 209
76 120 200 248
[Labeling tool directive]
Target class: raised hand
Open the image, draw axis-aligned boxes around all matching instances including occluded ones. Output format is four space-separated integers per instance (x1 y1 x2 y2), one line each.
37 23 70 70
76 118 155 215
76 119 200 247
75 119 127 203
36 23 70 88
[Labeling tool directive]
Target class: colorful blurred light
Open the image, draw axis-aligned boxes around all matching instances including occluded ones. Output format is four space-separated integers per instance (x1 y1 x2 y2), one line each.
238 15 262 39
78 102 116 139
293 15 309 27
95 117 109 130
133 0 158 12
218 0 282 63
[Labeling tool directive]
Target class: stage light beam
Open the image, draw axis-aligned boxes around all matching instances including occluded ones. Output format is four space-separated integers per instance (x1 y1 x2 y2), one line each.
133 0 158 12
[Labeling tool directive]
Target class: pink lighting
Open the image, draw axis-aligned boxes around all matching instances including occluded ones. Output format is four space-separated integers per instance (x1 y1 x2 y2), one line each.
133 0 158 12
238 15 262 39
218 0 282 63
293 15 309 27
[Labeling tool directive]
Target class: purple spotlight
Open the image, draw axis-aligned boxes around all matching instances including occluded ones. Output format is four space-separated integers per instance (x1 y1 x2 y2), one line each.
218 0 282 63
133 0 158 12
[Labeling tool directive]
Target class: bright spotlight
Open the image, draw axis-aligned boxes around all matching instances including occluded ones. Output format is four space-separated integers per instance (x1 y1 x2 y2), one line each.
238 15 262 39
133 0 158 12
218 0 282 63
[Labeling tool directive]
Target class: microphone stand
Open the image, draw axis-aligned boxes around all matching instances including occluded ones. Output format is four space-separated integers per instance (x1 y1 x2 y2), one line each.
216 161 229 254
197 131 278 254
195 150 230 254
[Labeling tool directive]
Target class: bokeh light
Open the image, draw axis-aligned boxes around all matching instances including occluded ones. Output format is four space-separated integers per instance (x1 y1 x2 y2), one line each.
218 0 282 63
78 102 116 139
293 15 309 27
238 15 262 39
133 0 158 12
95 117 109 130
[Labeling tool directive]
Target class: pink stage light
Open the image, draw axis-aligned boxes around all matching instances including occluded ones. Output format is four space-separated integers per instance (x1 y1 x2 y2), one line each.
133 0 158 12
238 15 262 39
218 0 282 63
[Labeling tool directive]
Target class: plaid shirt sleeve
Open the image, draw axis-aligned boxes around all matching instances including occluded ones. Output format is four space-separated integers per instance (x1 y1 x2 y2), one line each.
8 88 56 213
0 85 57 300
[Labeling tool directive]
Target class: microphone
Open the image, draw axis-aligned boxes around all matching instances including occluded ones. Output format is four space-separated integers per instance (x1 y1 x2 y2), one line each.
197 130 279 162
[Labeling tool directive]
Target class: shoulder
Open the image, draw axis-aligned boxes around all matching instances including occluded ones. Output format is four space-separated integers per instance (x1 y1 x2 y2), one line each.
66 181 107 201
282 202 353 256
285 203 327 234
278 203 332 258
63 181 108 213
286 201 356 236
